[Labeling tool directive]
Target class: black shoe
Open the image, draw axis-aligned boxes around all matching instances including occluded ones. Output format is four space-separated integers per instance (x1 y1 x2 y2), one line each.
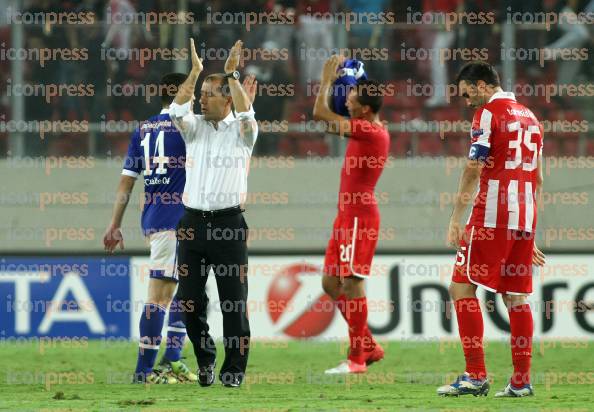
198 362 216 387
220 372 243 388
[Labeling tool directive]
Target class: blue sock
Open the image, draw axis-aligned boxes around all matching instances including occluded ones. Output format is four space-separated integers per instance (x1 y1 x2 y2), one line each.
164 297 186 362
134 303 166 377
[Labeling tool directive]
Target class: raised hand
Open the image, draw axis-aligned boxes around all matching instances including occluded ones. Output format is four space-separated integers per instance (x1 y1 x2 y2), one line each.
242 74 258 105
225 40 243 74
190 38 203 74
321 55 342 84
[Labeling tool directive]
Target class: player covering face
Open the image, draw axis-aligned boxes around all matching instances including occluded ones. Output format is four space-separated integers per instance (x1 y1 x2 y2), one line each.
437 61 546 398
313 55 390 374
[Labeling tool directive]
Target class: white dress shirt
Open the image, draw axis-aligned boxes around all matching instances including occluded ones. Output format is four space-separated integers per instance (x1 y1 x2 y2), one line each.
169 101 258 210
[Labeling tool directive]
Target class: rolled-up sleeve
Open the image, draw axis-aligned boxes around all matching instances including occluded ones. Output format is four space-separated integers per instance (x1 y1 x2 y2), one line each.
170 101 198 141
237 106 258 148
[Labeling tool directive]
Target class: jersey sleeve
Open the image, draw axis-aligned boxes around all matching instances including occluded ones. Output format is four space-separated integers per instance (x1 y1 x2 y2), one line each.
122 128 143 178
468 107 493 162
349 118 376 141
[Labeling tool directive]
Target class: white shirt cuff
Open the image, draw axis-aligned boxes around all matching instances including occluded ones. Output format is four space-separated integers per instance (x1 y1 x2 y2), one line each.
169 101 191 118
236 106 255 121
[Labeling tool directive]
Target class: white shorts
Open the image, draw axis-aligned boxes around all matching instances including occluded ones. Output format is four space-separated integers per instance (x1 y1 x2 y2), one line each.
149 230 178 281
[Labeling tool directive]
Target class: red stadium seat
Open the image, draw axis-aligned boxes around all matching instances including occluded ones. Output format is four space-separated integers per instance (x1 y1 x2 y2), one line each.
390 133 412 157
417 133 444 156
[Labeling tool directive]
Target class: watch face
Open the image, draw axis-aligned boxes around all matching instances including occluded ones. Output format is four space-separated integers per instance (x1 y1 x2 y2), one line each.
232 71 240 80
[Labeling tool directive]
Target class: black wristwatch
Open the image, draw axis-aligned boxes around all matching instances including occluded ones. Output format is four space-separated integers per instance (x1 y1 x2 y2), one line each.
225 71 240 81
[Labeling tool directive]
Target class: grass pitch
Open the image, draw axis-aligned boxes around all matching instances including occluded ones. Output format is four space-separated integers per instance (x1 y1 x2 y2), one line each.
0 339 592 411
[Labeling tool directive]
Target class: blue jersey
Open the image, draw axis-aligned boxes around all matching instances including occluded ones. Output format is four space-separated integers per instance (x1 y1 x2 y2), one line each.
122 109 186 235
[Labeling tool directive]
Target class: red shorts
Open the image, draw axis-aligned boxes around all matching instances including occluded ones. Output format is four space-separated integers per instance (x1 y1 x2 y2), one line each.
452 225 535 295
324 213 379 278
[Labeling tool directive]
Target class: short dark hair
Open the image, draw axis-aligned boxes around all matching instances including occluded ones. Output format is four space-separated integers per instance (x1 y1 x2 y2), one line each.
355 79 383 114
204 73 231 96
160 72 187 106
455 61 500 87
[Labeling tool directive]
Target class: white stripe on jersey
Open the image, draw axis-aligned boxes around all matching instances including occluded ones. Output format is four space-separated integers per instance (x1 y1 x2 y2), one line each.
525 182 534 232
485 179 499 228
507 180 519 230
477 109 493 147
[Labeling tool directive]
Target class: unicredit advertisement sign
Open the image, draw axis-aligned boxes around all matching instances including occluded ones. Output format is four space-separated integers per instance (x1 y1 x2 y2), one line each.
1 255 592 340
129 255 594 340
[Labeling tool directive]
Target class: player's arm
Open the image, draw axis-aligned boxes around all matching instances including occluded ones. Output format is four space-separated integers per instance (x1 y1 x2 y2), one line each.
447 159 482 248
313 55 352 137
103 175 136 253
170 38 203 137
532 147 546 266
225 40 258 146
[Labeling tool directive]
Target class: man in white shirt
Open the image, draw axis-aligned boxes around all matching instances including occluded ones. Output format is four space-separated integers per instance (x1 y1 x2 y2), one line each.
169 38 258 388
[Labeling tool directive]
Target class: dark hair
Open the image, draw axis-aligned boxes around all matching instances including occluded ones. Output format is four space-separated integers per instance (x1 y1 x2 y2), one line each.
454 61 500 87
355 79 383 114
160 72 187 106
204 73 231 97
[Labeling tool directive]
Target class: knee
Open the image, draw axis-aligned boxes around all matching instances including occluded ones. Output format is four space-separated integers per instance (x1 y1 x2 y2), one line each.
448 283 458 301
147 289 174 308
504 294 527 309
321 276 340 300
448 282 475 302
342 277 364 299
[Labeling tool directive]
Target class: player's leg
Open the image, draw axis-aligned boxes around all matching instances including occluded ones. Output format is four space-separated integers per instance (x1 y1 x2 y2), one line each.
133 230 181 383
152 232 198 383
325 215 382 374
448 281 486 379
437 226 490 396
133 277 176 383
495 231 535 397
342 276 369 366
322 218 350 323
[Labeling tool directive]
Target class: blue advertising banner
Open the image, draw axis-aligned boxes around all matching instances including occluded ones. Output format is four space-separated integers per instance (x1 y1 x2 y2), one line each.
0 257 131 338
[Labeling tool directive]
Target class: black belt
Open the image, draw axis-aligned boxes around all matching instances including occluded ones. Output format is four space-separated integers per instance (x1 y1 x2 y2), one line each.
184 205 243 218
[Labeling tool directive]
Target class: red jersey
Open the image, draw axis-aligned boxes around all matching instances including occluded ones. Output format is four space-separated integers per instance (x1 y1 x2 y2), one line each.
468 92 543 233
338 118 390 214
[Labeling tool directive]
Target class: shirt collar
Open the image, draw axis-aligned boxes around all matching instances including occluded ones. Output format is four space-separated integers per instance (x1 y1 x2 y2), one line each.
488 91 516 103
212 110 236 129
160 108 170 114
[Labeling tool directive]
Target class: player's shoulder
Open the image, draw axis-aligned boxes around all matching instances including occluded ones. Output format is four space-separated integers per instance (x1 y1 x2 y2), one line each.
486 97 539 125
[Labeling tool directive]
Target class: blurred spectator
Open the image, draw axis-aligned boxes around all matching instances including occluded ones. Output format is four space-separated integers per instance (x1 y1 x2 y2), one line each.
543 0 590 86
264 1 297 51
245 40 294 154
343 0 389 81
102 0 136 56
297 0 333 85
422 0 461 108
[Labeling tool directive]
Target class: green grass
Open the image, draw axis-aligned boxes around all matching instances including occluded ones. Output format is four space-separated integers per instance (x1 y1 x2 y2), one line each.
0 339 592 411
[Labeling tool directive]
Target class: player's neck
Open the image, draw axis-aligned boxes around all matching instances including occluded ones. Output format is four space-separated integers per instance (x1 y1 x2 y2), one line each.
484 87 504 103
362 113 381 125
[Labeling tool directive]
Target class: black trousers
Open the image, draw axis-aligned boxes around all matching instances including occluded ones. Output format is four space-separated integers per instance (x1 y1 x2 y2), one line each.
175 208 250 383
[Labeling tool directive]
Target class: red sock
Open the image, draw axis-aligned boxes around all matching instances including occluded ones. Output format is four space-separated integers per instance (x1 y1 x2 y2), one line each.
509 304 533 387
454 298 486 380
337 295 374 353
346 296 368 364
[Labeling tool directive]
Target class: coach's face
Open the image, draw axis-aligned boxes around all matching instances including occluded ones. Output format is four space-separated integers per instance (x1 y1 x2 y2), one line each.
199 79 232 122
459 80 487 109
